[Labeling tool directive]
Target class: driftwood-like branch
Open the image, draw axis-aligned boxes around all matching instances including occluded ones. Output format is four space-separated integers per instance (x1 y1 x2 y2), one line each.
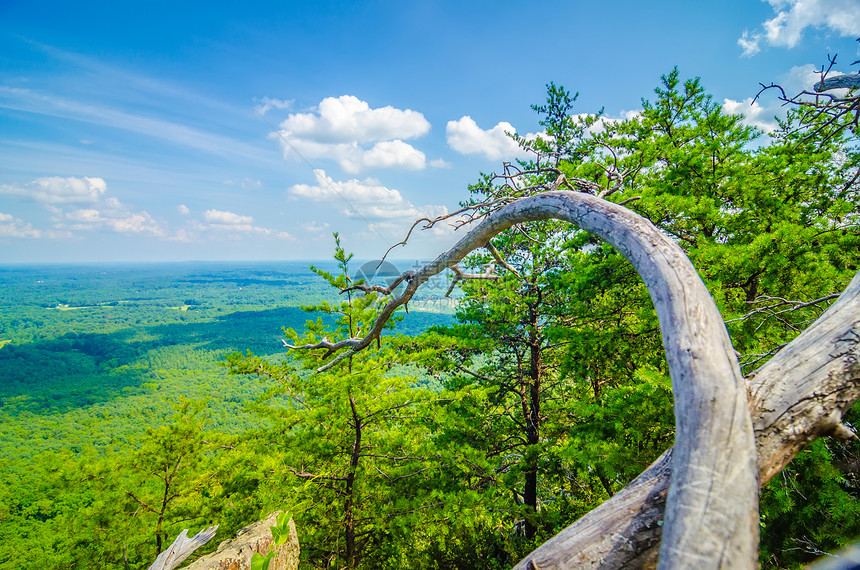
148 525 219 570
293 190 759 569
815 74 860 92
512 269 860 570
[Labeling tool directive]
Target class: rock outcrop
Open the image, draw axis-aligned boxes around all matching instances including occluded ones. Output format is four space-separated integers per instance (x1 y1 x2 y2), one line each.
183 512 299 570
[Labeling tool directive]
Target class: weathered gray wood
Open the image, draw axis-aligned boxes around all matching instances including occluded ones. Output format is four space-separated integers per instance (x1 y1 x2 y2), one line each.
322 190 759 569
806 539 860 570
148 525 218 570
183 511 300 570
513 270 860 569
814 74 860 92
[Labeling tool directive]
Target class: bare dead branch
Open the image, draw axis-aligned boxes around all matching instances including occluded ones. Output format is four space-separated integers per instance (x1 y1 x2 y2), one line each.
291 189 760 568
815 73 860 92
513 269 860 570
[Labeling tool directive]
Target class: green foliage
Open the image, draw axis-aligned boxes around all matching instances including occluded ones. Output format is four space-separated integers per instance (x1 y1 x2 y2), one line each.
225 237 444 569
251 511 294 570
1 66 858 569
0 261 450 568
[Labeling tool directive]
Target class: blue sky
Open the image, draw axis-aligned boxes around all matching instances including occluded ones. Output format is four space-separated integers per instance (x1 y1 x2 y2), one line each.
1 0 858 263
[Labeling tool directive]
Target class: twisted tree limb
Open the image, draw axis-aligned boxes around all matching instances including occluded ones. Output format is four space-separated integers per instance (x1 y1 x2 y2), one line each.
513 269 860 570
292 190 759 569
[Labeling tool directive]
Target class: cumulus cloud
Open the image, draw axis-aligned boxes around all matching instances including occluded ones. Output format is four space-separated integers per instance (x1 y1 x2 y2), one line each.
739 0 860 56
274 95 430 173
0 212 41 238
200 209 292 239
63 203 164 235
288 169 447 221
446 112 647 161
204 209 254 225
177 204 190 215
0 176 175 238
446 117 533 161
358 140 426 170
722 98 780 132
0 176 106 204
722 64 832 133
280 95 430 143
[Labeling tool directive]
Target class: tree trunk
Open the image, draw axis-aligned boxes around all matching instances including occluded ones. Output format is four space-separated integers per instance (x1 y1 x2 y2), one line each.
344 393 362 569
523 303 542 540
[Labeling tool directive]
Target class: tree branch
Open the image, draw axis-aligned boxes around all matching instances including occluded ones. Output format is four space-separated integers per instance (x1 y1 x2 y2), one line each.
513 269 860 569
290 188 760 568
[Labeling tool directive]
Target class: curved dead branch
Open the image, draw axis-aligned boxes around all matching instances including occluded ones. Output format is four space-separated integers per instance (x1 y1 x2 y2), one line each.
512 269 860 570
815 73 860 92
293 190 759 569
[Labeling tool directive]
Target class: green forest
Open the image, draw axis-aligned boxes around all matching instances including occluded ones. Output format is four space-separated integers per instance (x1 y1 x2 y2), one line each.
2 69 859 569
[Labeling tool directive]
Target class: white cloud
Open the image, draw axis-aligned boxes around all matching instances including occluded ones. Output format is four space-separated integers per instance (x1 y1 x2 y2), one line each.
345 140 426 172
177 204 190 215
722 97 780 132
302 221 330 233
280 95 430 144
587 110 642 135
273 95 431 173
723 63 840 132
63 205 164 235
280 139 427 174
446 116 536 161
0 176 174 238
200 209 292 239
288 169 447 221
0 176 106 204
0 213 41 238
254 96 294 116
203 209 254 225
429 158 451 169
739 0 860 56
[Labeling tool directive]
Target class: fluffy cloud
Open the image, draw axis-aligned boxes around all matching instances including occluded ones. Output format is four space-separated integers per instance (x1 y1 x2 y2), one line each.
0 212 41 238
177 204 190 215
280 95 430 143
446 117 532 161
0 176 106 204
64 204 164 235
288 169 447 221
722 98 779 132
722 64 827 133
274 95 430 173
204 209 254 225
739 0 860 56
358 140 426 170
0 176 173 238
201 209 292 239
